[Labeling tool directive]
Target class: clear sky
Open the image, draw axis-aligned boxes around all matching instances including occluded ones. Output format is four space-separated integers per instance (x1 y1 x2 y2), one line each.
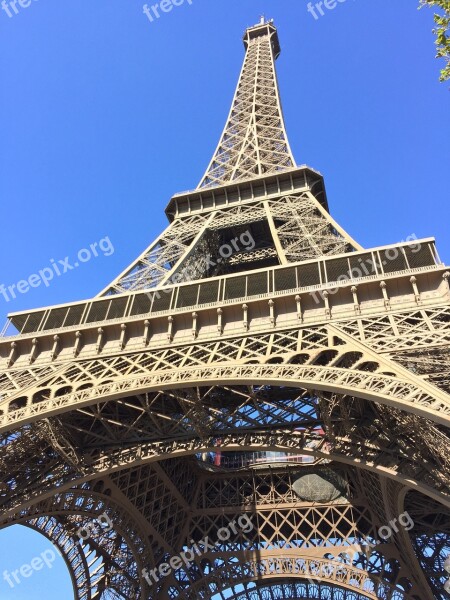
0 0 449 597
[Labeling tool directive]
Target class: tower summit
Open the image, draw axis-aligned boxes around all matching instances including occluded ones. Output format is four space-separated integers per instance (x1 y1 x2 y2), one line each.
199 18 292 188
243 17 281 58
1 18 450 600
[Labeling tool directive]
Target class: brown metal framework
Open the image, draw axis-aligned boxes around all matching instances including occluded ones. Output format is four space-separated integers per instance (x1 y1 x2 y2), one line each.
1 17 449 600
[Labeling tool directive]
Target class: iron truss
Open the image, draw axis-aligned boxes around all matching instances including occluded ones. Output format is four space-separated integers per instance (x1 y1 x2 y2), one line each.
198 20 295 188
0 17 449 600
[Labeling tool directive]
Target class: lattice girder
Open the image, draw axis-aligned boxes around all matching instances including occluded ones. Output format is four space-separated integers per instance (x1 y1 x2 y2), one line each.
2 363 449 431
155 466 420 598
97 187 361 297
218 581 407 600
404 490 450 599
198 21 295 188
3 487 154 600
2 319 450 434
1 413 449 526
98 213 212 296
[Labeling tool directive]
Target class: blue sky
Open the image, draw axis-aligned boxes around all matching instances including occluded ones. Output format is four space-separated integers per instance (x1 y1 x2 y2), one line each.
0 0 449 597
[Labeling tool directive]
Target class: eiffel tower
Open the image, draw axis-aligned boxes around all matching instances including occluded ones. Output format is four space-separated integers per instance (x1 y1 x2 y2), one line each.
1 16 450 600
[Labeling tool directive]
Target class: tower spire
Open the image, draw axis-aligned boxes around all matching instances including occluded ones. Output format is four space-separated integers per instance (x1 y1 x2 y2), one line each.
198 20 295 188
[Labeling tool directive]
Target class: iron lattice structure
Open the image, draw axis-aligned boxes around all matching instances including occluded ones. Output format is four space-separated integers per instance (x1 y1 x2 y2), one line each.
1 18 450 600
